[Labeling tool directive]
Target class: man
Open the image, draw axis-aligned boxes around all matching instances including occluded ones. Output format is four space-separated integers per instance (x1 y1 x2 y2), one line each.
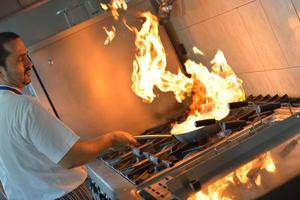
0 32 137 200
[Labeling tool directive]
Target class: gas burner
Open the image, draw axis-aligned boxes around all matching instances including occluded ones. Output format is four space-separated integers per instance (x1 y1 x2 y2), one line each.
100 95 293 185
88 94 300 200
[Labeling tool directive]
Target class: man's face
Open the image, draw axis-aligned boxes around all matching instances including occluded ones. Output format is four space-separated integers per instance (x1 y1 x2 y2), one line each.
0 38 33 89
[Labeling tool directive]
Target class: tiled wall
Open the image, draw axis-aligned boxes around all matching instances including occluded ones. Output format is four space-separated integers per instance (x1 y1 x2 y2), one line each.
170 0 300 97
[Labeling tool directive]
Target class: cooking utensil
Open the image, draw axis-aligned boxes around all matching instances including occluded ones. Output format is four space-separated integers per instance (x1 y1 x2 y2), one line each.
135 118 247 143
174 122 221 143
134 119 222 143
134 134 173 139
135 102 280 143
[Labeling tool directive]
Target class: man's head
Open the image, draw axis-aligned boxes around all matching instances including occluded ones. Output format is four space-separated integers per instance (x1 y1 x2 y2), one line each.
0 32 32 90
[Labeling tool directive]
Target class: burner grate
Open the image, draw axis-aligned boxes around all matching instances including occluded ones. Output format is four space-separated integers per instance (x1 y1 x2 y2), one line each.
99 94 299 186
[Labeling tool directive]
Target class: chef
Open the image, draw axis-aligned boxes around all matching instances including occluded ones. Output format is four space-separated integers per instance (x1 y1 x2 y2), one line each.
0 32 137 200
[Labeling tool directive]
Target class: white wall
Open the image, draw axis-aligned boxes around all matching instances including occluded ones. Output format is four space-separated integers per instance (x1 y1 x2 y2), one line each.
170 0 300 97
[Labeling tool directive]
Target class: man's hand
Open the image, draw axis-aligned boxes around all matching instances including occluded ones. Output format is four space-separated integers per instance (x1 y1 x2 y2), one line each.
58 131 137 169
107 131 137 149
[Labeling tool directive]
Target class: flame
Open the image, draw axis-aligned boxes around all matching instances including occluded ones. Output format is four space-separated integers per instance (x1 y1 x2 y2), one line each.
193 46 204 56
100 3 109 11
131 11 193 103
235 161 253 184
131 11 245 134
101 1 127 45
100 0 127 20
103 26 116 45
187 152 276 200
255 174 261 186
264 152 276 172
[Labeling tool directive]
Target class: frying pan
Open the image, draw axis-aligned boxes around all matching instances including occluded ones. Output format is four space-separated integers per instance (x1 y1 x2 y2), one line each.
135 102 281 143
135 119 246 143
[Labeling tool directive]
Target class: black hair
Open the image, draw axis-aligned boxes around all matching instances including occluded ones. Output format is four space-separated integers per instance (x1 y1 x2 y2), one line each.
0 32 20 69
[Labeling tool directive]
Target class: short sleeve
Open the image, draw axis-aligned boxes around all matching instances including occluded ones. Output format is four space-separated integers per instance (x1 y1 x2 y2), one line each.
21 98 80 164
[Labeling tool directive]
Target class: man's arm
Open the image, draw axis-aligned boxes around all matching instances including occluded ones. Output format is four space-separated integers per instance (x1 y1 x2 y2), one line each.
58 131 136 169
0 181 6 200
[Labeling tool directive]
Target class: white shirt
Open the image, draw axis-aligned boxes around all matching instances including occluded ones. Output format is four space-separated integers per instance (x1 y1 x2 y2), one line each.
0 87 87 200
23 83 38 97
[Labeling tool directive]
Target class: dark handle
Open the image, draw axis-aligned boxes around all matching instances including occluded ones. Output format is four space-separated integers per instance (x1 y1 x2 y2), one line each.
228 101 249 109
195 119 216 127
222 120 247 130
189 179 201 192
257 102 281 113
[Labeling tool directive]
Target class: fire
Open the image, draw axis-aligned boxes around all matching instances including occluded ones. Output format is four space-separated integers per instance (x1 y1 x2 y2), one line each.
131 11 193 103
131 11 245 134
100 0 127 44
100 3 109 11
187 152 277 200
100 0 127 20
103 26 116 45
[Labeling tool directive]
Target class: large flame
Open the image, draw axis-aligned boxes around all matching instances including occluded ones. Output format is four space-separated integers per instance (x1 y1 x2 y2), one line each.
131 11 192 103
100 0 127 45
188 152 276 200
131 11 245 134
103 26 116 45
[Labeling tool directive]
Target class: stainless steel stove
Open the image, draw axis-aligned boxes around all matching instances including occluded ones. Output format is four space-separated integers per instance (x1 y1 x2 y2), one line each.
87 95 300 200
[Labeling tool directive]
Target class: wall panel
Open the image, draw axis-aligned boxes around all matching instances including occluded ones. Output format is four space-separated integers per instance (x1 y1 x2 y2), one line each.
237 67 300 96
171 0 300 97
260 0 300 66
238 1 288 69
170 0 255 31
177 9 261 73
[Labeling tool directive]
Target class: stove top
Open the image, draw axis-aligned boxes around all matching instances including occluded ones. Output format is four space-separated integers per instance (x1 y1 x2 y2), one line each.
87 94 300 200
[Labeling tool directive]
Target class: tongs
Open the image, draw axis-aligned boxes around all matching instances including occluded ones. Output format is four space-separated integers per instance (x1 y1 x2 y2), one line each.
134 134 173 139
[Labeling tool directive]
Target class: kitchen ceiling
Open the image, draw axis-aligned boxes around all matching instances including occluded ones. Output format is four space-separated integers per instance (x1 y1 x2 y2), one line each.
0 0 48 20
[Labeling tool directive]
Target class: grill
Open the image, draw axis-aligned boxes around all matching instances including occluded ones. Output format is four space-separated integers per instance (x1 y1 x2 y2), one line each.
87 94 300 200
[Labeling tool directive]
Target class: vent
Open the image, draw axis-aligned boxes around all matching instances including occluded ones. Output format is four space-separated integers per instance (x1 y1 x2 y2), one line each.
0 0 49 20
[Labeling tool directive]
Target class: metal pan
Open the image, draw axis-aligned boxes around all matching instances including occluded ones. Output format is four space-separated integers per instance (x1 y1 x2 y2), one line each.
173 121 221 143
135 119 220 143
134 119 247 143
134 123 220 143
136 102 281 143
173 119 247 143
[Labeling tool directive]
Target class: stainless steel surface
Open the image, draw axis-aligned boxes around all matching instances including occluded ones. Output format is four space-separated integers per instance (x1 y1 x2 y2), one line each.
167 108 300 199
135 107 299 189
56 8 73 27
56 0 97 27
88 104 300 200
0 0 49 20
88 160 142 200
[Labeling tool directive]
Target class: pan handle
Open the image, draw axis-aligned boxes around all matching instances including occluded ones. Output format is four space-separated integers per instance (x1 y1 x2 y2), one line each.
222 120 247 130
228 101 249 109
134 134 173 140
194 119 216 127
256 102 281 113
